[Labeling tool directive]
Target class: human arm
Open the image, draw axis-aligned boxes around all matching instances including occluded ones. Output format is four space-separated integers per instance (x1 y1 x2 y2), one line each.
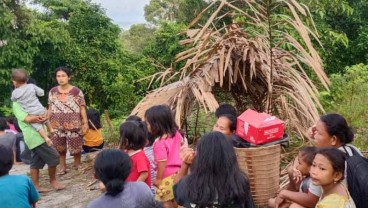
275 190 319 208
174 145 195 184
32 84 44 97
154 160 166 187
137 171 148 182
80 105 88 135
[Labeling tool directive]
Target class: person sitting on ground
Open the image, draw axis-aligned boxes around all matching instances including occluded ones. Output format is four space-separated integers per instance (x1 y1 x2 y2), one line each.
87 149 158 208
0 117 18 165
11 69 54 146
312 147 355 207
83 109 104 153
0 145 39 208
119 121 151 188
283 113 362 208
269 147 317 208
174 131 255 208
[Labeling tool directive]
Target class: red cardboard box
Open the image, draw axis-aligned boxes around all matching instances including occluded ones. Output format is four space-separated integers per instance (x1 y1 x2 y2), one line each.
236 109 284 145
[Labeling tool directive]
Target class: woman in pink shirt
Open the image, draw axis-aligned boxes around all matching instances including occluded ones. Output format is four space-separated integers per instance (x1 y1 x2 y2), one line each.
145 105 183 207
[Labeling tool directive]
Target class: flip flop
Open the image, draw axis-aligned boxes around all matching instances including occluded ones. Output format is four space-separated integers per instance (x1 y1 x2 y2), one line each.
57 169 69 175
37 187 52 193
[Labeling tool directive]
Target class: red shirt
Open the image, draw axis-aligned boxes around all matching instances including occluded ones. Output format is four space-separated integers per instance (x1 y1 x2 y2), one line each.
126 149 151 187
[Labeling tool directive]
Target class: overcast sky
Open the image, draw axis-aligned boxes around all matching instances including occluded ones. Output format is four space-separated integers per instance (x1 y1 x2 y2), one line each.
91 0 150 30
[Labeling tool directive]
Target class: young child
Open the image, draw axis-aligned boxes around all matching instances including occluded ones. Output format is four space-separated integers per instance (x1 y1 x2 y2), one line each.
0 145 39 208
87 149 156 208
268 147 317 208
83 109 104 153
11 69 53 146
144 105 183 206
126 115 156 194
119 120 151 188
311 147 355 207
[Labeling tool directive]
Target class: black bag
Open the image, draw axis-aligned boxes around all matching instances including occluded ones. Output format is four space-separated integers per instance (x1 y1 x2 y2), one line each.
343 146 368 208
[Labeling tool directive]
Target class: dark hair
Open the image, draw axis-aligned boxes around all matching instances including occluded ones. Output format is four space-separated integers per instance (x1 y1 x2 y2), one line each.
320 114 354 145
219 114 237 132
215 104 237 118
6 116 15 124
94 149 131 196
144 105 177 138
0 145 14 176
120 121 147 150
316 147 346 179
184 131 252 207
126 115 142 122
13 119 21 133
87 109 102 129
0 117 9 131
11 69 28 84
299 146 317 166
55 66 71 77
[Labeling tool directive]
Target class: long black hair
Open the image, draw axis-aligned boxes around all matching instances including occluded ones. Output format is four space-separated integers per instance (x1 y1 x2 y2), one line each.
320 113 354 145
144 105 177 138
87 109 102 129
94 149 131 196
183 131 252 207
119 121 147 150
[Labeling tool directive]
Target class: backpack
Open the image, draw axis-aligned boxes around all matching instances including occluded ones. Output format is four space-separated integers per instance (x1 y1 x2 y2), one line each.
343 146 368 208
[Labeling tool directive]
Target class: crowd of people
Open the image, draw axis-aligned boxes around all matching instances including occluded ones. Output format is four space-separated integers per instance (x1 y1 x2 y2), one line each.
0 67 364 208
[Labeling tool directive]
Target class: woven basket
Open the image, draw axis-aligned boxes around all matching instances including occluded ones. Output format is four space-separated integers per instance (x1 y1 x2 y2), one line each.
234 144 281 206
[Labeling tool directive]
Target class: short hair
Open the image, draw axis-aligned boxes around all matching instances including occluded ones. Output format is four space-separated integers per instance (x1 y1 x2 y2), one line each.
55 66 71 77
215 104 237 118
119 121 147 150
126 115 142 122
219 114 237 131
94 149 131 196
316 147 346 180
299 146 317 166
6 116 15 124
87 109 102 129
0 117 9 131
11 69 28 83
0 145 14 176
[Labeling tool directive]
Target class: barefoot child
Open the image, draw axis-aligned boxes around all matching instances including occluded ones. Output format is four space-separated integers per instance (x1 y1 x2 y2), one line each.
119 120 151 187
0 145 39 208
311 147 355 208
11 69 53 146
269 147 316 208
145 105 183 207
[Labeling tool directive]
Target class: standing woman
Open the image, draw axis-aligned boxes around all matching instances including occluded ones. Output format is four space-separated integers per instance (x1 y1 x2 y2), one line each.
48 67 88 174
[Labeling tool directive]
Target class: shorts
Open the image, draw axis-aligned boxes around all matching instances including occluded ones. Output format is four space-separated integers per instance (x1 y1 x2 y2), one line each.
30 143 59 169
155 174 176 202
52 129 83 156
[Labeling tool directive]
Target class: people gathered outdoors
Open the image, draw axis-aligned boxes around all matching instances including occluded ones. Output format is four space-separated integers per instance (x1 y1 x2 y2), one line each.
3 66 365 208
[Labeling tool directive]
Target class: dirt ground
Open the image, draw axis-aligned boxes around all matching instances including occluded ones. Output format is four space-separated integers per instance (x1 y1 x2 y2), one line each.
10 154 101 208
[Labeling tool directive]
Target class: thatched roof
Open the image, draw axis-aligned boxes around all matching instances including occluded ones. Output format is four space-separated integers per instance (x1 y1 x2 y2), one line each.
131 0 329 137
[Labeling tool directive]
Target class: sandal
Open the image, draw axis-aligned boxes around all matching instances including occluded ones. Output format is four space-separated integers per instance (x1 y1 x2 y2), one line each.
57 169 69 175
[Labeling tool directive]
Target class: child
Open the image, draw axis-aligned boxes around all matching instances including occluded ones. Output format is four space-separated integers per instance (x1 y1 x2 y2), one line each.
311 147 355 207
144 105 183 206
83 109 104 153
119 120 151 188
126 115 156 194
0 145 39 208
11 69 53 146
87 149 157 208
268 147 317 208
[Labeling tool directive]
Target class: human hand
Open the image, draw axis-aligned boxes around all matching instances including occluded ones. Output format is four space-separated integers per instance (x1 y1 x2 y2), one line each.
307 125 316 139
292 168 303 183
45 138 53 146
81 123 89 135
275 191 286 208
37 115 47 123
153 178 162 187
180 145 195 165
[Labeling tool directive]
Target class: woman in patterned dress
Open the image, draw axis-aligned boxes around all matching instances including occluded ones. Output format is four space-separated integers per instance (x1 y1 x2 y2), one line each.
48 66 88 174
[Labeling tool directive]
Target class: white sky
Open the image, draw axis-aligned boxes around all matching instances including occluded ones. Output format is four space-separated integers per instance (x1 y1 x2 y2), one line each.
91 0 150 30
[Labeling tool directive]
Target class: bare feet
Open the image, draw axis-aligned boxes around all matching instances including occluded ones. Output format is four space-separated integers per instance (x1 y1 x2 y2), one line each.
36 186 52 193
50 180 66 191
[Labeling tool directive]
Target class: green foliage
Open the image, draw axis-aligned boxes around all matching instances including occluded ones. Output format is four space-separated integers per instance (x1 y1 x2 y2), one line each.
120 24 155 54
320 64 368 149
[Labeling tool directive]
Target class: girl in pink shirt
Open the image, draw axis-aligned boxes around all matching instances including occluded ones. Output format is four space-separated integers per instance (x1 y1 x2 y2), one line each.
145 105 183 206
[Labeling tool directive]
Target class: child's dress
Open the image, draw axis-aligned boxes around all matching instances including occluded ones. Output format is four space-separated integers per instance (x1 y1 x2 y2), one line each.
316 184 356 208
153 130 183 201
126 149 151 188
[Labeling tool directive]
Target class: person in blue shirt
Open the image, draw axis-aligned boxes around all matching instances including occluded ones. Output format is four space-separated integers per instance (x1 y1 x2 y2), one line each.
0 145 39 208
